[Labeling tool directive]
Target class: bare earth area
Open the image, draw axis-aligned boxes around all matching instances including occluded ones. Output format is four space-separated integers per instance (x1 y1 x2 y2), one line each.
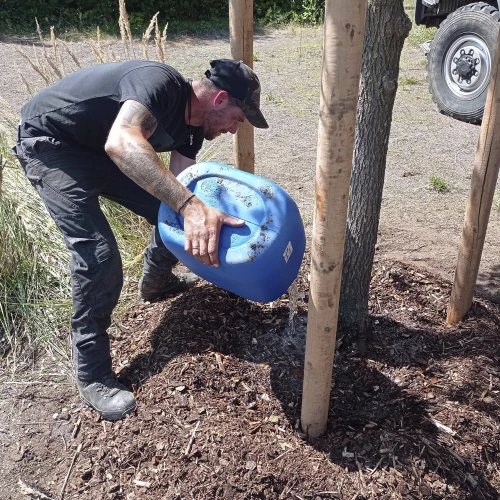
1 22 499 500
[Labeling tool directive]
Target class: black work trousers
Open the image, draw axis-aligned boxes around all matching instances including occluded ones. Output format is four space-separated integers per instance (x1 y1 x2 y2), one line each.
12 135 177 381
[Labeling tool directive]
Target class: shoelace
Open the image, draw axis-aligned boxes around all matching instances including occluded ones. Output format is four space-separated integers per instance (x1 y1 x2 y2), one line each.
89 376 123 398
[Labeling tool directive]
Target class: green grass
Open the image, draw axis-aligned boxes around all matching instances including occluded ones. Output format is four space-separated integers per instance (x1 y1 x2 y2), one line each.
407 24 436 48
266 93 284 105
0 14 230 39
0 8 322 39
429 176 449 193
403 0 436 49
400 75 419 86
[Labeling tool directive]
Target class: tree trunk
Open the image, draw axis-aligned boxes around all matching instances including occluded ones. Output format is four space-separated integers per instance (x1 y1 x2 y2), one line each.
301 0 367 438
339 0 411 333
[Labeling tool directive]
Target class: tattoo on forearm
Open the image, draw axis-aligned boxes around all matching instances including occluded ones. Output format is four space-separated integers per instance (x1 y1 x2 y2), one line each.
116 149 188 211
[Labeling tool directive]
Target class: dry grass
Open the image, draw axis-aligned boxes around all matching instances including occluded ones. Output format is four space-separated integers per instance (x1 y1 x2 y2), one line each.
58 39 82 70
118 0 135 59
155 18 168 64
1 3 171 371
88 27 109 64
14 5 169 93
15 46 50 85
142 12 159 60
0 155 4 198
141 12 168 63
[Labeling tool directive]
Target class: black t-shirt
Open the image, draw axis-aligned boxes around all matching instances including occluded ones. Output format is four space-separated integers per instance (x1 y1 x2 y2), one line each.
20 60 204 159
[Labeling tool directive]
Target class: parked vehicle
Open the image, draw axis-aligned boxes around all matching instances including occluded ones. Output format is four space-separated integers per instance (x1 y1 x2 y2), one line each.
416 1 500 123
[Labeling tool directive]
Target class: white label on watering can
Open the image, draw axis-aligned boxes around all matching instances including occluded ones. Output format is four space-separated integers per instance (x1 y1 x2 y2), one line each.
283 241 293 263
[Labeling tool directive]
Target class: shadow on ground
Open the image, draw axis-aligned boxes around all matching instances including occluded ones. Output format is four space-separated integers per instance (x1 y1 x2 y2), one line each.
118 261 500 498
477 264 500 303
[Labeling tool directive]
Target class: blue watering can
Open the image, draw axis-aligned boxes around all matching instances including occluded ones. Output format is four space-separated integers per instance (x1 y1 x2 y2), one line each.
158 162 305 302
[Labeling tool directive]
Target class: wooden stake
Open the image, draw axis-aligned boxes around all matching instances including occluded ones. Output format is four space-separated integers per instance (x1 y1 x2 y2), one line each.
300 0 367 438
229 0 255 173
447 32 500 324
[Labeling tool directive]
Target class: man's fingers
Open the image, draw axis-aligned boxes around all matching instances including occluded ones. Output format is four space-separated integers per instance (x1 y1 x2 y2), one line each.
191 244 201 260
183 206 243 267
207 232 220 267
223 215 245 227
186 238 202 261
198 239 211 266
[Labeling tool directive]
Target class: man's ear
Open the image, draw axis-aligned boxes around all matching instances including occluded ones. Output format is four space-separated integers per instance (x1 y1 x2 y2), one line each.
212 90 229 107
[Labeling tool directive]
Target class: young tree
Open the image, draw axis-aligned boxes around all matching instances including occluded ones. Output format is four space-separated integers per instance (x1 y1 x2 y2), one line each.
302 0 368 439
339 0 412 333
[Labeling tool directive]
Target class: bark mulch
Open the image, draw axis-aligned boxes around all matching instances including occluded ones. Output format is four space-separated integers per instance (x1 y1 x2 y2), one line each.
5 258 500 499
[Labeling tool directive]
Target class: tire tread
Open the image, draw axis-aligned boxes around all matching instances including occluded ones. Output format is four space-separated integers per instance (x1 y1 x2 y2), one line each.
428 2 500 124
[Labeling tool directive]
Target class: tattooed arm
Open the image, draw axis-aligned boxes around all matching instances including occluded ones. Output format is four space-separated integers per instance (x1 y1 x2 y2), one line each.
105 100 190 211
105 100 244 267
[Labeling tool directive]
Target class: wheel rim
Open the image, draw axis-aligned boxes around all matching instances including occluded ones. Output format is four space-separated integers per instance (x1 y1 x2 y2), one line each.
443 34 491 100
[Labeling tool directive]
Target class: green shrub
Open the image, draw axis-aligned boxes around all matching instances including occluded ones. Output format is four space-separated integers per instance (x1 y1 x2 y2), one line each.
400 76 418 86
0 0 325 34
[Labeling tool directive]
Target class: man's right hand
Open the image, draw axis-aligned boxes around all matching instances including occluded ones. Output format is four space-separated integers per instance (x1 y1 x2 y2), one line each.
180 196 245 267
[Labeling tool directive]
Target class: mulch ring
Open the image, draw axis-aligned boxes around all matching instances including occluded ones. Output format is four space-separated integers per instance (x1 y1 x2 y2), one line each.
16 259 500 499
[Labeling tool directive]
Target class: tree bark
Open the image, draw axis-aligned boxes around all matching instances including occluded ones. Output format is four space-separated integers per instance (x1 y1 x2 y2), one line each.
301 0 367 438
339 0 411 333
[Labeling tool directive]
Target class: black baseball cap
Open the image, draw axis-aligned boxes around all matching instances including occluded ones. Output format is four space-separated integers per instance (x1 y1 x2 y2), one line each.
205 59 269 129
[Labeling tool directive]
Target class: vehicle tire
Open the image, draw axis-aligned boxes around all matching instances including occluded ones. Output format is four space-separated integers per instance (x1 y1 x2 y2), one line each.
428 2 499 124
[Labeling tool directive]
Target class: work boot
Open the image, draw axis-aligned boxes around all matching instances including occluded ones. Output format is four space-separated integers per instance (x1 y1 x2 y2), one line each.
138 271 198 302
77 373 136 421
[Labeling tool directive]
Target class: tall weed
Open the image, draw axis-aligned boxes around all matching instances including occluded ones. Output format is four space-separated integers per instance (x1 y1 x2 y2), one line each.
0 133 71 372
0 5 170 371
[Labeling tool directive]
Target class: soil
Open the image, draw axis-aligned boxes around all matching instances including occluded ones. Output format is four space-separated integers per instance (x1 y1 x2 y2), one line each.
1 12 500 500
1 260 500 499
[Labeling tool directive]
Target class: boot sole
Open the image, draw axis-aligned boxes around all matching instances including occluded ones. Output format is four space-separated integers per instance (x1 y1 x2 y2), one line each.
80 395 137 421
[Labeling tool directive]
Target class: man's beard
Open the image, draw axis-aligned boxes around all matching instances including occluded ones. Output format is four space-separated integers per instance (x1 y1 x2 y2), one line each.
201 109 227 141
203 128 220 141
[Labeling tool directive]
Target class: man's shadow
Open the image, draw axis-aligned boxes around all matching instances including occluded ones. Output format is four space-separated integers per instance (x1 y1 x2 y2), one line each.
477 263 500 304
119 281 291 387
270 315 500 499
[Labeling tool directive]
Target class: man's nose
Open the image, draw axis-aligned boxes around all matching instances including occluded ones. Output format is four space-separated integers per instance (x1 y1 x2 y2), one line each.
229 123 239 134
